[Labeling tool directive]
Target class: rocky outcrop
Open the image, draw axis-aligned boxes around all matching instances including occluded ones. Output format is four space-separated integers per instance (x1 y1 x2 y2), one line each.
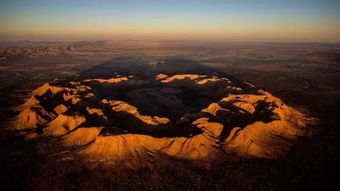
13 73 313 168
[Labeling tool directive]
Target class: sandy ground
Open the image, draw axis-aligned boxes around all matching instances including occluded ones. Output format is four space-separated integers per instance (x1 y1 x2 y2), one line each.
0 41 339 190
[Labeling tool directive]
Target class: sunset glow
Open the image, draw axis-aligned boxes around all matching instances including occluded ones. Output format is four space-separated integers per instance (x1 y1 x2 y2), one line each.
1 0 340 41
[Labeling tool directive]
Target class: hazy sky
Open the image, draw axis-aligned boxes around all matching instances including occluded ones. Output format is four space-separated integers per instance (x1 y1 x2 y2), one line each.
1 0 340 41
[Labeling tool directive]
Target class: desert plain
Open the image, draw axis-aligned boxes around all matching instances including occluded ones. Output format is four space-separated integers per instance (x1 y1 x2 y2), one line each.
0 40 339 190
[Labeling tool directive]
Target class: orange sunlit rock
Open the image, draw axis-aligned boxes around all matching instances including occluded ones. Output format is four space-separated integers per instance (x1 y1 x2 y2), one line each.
83 77 129 83
13 72 314 168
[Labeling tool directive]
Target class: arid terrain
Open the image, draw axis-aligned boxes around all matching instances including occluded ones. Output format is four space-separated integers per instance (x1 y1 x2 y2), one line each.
0 41 339 190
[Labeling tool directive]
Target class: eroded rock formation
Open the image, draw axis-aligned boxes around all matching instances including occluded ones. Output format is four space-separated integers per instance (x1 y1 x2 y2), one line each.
13 72 313 168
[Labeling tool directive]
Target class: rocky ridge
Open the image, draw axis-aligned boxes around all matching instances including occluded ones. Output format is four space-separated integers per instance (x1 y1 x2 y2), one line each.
14 72 313 168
